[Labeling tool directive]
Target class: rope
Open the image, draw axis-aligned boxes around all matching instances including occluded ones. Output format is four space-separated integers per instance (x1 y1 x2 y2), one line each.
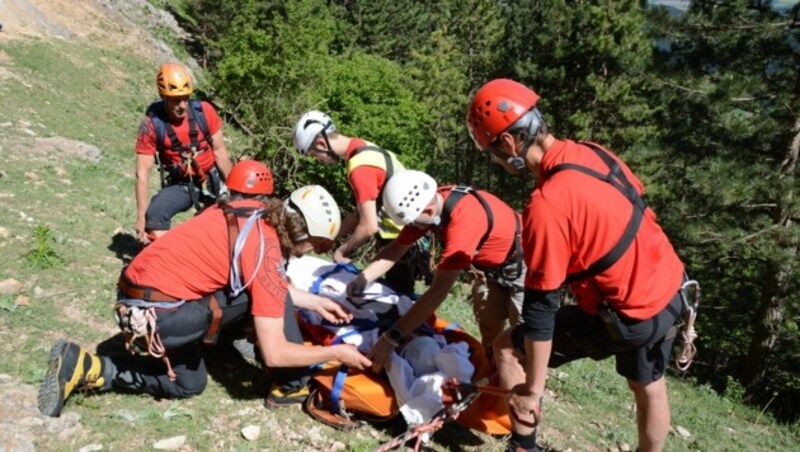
374 414 448 452
127 307 177 381
675 308 698 372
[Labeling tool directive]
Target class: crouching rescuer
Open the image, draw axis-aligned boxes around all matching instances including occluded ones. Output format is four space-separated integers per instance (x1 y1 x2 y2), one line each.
134 62 233 244
37 160 371 417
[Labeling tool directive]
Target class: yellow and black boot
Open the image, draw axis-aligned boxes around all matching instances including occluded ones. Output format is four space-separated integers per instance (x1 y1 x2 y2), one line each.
37 340 111 417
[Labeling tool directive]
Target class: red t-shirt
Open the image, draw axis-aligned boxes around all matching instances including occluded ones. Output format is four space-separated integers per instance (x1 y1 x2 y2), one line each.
135 100 222 174
345 138 388 205
398 186 521 271
523 139 684 320
123 200 287 318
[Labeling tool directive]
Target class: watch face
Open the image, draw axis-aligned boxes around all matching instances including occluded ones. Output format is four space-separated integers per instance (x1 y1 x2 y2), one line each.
388 328 402 341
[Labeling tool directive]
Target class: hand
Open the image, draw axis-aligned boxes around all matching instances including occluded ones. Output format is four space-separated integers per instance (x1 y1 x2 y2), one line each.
346 273 368 299
314 296 353 325
135 218 150 245
507 384 542 429
368 333 396 373
334 344 372 370
333 246 351 263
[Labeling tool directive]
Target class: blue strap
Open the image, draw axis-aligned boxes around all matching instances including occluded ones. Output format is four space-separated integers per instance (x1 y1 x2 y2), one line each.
330 365 349 414
309 263 360 295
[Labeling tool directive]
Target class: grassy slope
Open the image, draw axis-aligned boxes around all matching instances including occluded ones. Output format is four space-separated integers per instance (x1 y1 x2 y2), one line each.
0 25 798 452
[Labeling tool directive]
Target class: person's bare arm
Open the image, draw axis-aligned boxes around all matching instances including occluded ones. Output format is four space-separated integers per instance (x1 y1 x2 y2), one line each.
334 200 380 262
254 315 370 369
210 129 232 177
135 153 155 242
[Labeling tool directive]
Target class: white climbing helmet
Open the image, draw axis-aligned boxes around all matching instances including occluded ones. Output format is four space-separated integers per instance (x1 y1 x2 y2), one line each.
286 185 341 241
293 110 337 155
382 170 438 226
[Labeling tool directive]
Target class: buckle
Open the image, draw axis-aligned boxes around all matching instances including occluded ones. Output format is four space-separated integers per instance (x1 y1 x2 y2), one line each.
452 185 473 194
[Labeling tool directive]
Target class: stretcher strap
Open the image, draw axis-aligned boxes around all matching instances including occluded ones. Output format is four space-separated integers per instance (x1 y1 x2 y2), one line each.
309 263 360 295
330 365 349 415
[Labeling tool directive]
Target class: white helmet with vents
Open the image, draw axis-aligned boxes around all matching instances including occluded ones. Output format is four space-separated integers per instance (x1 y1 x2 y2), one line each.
382 170 438 226
293 110 336 155
287 185 341 240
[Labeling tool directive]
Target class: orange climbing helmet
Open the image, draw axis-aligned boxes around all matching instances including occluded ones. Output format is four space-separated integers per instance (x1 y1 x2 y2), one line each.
466 79 540 150
227 160 274 195
156 63 194 98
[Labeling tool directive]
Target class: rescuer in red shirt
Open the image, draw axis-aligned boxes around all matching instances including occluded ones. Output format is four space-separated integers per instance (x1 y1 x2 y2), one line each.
346 170 526 371
38 161 371 418
467 79 690 452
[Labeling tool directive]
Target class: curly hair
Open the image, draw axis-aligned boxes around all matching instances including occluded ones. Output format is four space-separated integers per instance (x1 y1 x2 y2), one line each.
219 194 308 258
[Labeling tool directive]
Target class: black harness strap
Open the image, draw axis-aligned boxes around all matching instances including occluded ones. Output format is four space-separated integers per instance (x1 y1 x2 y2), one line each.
350 145 396 212
548 142 648 283
439 185 495 255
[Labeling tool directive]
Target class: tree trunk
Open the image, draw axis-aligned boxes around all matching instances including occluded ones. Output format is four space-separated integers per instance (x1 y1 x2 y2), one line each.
741 115 799 394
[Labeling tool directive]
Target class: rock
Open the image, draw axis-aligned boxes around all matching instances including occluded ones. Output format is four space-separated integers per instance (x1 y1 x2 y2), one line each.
18 416 44 427
0 373 12 383
676 425 691 438
618 442 631 451
79 444 103 452
15 295 30 306
24 172 38 180
153 435 186 450
331 441 346 451
54 167 67 177
33 286 44 297
0 278 23 295
241 424 261 441
0 170 6 178
0 226 9 238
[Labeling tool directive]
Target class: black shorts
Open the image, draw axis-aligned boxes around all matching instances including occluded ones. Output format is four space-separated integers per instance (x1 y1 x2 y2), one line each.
145 183 212 231
512 291 683 384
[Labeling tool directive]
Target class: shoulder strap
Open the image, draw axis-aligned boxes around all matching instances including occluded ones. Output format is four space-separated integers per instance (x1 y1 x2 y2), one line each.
549 142 648 283
440 185 495 252
189 99 213 148
146 101 167 156
350 145 395 177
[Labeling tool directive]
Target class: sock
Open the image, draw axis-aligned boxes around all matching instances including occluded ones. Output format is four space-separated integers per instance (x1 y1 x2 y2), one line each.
511 429 537 450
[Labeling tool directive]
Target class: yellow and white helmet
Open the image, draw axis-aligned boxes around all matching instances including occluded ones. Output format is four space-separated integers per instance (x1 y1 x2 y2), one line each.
286 185 341 240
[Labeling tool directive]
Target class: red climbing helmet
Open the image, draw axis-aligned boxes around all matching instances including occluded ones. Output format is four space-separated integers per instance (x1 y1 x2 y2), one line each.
227 160 274 195
466 79 540 150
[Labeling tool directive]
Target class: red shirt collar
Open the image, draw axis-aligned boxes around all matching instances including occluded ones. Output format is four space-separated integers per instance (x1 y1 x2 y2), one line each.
537 138 571 183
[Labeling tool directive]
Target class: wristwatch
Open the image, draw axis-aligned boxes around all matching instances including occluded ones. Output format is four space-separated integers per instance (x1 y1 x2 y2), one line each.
383 327 403 347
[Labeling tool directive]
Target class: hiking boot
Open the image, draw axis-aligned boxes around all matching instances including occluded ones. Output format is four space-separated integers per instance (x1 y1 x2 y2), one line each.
37 340 110 417
265 383 310 408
